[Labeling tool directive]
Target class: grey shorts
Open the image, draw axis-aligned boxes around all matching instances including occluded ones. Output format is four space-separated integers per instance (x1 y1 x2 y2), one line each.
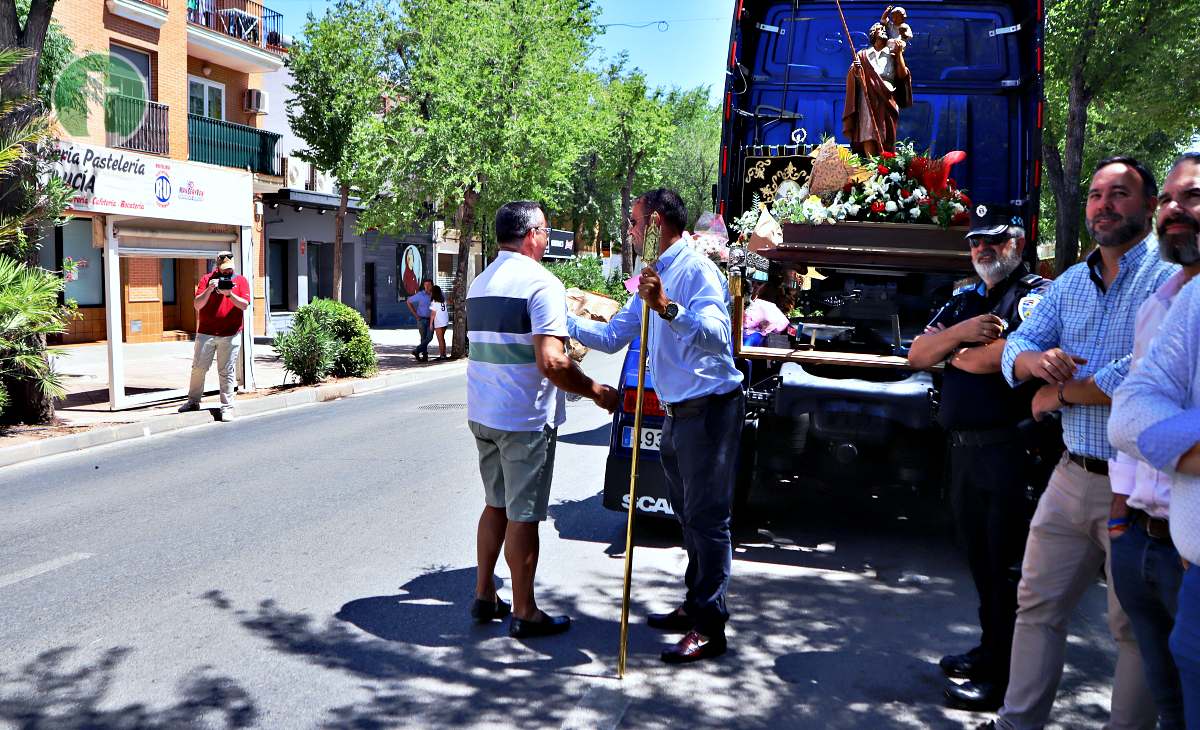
468 421 558 522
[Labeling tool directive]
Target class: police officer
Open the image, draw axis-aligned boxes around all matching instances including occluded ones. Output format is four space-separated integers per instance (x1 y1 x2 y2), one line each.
908 203 1052 711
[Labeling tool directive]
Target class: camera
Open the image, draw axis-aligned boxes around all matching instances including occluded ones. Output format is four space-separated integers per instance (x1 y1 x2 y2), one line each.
214 270 234 290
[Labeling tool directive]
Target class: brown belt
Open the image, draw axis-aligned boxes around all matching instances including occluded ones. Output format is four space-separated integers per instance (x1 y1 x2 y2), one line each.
1133 510 1172 543
1068 452 1109 475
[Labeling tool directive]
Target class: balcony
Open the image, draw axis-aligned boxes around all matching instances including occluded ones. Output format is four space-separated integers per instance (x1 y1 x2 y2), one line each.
186 0 285 73
188 114 281 175
106 95 169 155
105 0 168 28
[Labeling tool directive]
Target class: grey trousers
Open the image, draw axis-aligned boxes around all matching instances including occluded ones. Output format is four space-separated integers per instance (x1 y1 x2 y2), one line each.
186 333 239 408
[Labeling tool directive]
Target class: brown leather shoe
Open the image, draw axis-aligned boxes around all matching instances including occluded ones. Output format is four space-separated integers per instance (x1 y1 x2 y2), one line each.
660 630 727 664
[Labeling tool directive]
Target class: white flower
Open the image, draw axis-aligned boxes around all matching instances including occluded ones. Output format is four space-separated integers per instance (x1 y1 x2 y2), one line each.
952 202 965 214
889 172 902 183
846 203 861 216
885 201 898 213
915 186 927 198
909 207 922 218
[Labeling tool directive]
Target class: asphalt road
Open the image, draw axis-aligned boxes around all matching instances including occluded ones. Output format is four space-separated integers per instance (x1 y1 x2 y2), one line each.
0 350 1119 729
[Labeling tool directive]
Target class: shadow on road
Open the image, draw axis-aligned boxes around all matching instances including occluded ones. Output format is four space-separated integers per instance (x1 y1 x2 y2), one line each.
0 646 256 729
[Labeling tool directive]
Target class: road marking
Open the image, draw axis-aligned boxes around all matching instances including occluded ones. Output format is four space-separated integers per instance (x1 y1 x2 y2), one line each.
0 552 93 589
561 685 631 730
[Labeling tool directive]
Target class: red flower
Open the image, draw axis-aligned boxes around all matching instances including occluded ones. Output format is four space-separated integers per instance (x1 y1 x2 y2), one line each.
870 201 886 214
877 164 889 175
951 210 969 225
919 197 932 206
881 151 897 159
842 182 854 194
900 189 911 199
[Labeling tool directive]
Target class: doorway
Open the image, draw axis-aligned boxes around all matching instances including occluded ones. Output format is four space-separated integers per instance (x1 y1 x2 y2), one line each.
364 262 377 326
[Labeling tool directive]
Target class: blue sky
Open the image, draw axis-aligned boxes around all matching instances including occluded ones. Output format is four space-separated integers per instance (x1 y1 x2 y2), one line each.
274 0 733 103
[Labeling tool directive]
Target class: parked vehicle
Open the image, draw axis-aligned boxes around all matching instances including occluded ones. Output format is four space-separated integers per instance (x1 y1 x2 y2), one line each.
603 0 1044 518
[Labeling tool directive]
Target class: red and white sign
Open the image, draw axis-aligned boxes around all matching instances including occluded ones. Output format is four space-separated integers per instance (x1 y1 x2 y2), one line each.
52 141 253 227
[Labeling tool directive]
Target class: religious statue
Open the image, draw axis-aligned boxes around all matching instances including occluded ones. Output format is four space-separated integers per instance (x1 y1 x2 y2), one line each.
881 5 913 54
842 21 912 157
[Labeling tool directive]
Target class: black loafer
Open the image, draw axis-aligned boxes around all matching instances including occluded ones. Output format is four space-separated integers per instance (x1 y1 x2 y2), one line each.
470 597 511 624
647 607 693 632
939 649 985 679
509 611 571 638
944 680 1005 712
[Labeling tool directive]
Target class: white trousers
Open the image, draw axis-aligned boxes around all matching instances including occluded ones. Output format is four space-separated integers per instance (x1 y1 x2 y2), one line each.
186 333 240 408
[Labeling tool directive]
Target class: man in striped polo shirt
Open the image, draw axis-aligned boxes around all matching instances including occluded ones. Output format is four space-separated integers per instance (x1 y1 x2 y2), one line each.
466 200 620 639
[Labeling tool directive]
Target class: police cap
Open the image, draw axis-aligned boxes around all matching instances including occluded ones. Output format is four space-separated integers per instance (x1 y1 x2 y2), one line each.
966 203 1024 239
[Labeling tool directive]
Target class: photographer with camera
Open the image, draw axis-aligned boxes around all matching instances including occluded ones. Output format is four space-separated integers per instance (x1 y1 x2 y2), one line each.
178 251 250 421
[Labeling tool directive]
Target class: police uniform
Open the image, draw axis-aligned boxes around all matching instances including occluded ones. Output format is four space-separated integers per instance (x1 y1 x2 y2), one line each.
928 204 1052 706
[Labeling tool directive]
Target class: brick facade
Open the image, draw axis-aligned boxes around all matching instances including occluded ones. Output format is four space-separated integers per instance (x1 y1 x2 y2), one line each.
52 0 281 344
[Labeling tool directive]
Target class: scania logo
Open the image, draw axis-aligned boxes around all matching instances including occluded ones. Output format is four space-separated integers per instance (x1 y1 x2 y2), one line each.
621 494 675 515
154 174 171 207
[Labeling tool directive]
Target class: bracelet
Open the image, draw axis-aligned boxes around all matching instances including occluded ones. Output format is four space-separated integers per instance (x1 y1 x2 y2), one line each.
1107 517 1130 528
1057 380 1071 407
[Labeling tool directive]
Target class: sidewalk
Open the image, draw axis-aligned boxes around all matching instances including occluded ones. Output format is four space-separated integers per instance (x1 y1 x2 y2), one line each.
1 329 462 461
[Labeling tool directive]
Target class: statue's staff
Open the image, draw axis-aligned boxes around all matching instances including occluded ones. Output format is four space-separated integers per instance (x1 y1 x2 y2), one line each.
834 0 886 151
617 215 662 679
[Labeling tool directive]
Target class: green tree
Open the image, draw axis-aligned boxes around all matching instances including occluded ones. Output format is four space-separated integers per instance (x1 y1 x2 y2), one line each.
1042 0 1200 272
660 86 721 230
361 0 598 357
285 0 399 303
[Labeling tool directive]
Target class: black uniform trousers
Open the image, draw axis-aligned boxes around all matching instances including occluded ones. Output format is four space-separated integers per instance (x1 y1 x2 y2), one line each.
659 389 745 636
948 436 1035 686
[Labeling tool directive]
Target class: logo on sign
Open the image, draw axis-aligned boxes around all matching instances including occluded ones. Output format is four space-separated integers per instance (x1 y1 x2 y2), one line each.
154 174 171 208
178 180 205 202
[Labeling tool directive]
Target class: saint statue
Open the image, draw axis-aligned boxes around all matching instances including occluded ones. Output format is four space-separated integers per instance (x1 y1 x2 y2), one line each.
842 22 912 157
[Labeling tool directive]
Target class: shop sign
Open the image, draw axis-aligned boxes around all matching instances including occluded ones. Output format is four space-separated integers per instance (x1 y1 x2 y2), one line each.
52 141 253 227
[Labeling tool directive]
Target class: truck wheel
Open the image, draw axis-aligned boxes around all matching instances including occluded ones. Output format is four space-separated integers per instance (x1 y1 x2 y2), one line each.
733 418 757 526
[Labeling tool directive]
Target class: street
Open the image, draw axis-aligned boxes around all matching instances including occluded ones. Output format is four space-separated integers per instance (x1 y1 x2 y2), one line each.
1 351 1119 729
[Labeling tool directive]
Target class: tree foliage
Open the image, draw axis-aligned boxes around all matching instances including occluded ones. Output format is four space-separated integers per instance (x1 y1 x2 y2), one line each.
361 0 599 356
1042 0 1200 271
659 86 721 231
286 0 399 302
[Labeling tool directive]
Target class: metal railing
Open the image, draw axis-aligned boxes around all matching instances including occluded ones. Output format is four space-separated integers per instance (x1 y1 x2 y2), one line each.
186 0 284 52
106 95 169 155
188 113 281 175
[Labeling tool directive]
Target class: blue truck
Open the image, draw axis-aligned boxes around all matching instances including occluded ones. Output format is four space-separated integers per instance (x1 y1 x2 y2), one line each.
603 0 1045 518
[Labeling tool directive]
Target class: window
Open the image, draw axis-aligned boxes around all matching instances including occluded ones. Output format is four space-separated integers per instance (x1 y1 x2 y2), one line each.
161 258 176 305
109 44 151 100
60 220 103 306
188 76 224 120
307 242 322 303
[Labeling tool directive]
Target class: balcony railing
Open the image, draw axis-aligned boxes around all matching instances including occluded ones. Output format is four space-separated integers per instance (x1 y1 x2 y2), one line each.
106 95 169 155
187 0 284 53
188 113 281 175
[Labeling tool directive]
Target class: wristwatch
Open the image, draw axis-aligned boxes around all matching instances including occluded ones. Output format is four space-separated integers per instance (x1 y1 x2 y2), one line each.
660 302 680 321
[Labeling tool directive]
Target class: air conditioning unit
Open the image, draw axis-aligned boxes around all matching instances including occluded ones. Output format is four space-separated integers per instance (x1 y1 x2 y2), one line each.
285 157 304 189
244 89 268 114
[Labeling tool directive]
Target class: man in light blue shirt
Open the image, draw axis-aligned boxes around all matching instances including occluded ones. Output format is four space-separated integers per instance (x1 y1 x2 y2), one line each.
406 278 435 361
985 157 1174 730
570 188 743 664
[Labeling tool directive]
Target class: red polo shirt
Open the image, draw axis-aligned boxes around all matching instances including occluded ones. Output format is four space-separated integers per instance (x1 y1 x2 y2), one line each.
196 271 250 336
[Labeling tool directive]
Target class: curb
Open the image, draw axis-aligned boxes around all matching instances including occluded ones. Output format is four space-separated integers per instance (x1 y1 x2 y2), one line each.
0 361 468 470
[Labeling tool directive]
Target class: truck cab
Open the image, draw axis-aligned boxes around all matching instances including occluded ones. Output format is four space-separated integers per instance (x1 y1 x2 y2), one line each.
603 0 1044 518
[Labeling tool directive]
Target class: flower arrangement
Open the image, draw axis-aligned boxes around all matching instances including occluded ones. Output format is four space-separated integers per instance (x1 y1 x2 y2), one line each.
731 140 971 236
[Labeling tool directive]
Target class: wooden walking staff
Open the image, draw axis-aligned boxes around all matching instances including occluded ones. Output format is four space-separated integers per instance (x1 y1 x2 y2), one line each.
617 215 662 679
835 0 886 151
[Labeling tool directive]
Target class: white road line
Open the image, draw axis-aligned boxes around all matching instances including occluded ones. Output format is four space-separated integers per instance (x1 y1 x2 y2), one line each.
0 552 93 590
561 684 631 730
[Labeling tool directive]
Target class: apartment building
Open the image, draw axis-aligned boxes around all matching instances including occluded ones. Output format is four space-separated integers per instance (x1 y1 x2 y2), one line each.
42 0 286 353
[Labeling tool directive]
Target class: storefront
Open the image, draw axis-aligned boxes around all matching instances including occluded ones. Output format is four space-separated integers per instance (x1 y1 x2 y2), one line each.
48 141 258 409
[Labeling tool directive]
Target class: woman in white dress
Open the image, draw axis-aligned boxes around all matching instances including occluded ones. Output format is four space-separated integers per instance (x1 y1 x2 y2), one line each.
429 285 451 359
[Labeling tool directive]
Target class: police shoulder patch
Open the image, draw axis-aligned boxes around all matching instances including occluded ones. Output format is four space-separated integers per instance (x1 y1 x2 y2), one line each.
1017 294 1043 320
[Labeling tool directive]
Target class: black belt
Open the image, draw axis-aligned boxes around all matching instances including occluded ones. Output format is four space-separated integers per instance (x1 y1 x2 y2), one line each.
1068 452 1109 476
663 388 740 419
1132 509 1172 543
949 426 1022 447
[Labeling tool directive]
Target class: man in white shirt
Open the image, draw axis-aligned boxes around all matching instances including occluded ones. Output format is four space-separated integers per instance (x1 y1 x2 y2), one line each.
465 200 619 639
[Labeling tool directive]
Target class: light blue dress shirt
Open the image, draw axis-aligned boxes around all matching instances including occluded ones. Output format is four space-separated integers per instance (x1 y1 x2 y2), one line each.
568 240 743 404
1001 237 1177 460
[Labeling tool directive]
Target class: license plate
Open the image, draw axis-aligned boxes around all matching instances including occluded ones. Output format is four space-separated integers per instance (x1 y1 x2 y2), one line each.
622 426 662 451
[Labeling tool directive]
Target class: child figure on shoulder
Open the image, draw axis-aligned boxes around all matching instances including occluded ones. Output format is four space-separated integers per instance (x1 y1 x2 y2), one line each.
881 5 913 54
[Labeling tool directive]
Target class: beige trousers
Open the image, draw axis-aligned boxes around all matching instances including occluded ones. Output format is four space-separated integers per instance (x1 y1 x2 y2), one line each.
186 333 239 408
996 456 1155 729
